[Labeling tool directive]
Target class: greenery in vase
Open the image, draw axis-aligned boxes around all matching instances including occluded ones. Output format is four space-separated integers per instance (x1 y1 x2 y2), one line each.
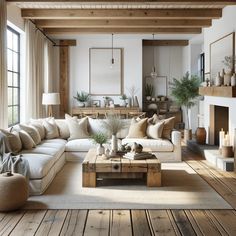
170 72 200 129
102 113 126 135
120 94 128 100
73 91 90 102
91 133 108 146
145 83 154 97
222 55 235 72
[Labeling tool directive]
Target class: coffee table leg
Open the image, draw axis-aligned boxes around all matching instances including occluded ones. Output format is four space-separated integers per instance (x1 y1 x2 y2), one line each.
83 172 96 187
147 171 161 187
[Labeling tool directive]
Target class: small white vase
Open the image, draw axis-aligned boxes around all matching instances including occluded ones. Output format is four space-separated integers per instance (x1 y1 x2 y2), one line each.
231 73 236 86
215 72 222 86
146 96 151 101
97 144 105 156
111 135 118 154
224 72 232 86
77 101 85 107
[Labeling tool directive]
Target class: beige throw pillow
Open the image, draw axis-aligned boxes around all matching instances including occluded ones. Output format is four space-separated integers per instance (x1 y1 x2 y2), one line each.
43 118 59 139
30 119 46 140
19 130 36 150
19 124 41 145
148 113 159 124
161 117 175 139
126 118 148 138
146 121 165 139
65 114 89 141
0 129 22 153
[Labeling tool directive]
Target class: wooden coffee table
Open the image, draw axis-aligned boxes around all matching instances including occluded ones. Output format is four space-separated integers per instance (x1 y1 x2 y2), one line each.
82 149 161 187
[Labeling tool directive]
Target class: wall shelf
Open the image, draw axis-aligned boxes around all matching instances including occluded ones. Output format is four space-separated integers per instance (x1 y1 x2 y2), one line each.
199 86 236 98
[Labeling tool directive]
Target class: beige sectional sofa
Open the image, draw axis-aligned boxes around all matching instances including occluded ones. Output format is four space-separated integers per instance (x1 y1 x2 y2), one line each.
2 117 181 195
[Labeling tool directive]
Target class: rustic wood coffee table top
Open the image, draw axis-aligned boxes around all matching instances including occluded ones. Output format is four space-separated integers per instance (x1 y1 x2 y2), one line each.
82 149 161 187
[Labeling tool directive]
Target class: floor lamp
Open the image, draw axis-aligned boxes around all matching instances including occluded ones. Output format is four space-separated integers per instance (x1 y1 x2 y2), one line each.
42 93 60 117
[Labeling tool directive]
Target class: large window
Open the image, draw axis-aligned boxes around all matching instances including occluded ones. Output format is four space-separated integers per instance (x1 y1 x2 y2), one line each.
7 27 20 126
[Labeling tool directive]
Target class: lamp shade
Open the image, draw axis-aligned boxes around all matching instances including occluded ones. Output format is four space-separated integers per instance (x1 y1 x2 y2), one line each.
42 93 60 105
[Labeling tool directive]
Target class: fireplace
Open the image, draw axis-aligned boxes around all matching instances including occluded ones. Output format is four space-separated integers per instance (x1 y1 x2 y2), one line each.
209 105 229 145
203 96 236 147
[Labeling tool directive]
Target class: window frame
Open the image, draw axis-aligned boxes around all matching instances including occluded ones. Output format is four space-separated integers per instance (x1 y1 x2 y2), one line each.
7 26 20 127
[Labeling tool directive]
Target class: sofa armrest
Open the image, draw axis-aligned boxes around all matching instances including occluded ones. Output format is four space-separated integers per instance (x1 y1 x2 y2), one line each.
171 130 181 147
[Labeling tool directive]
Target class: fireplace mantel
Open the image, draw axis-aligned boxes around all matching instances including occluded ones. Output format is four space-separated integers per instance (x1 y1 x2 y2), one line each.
199 86 236 98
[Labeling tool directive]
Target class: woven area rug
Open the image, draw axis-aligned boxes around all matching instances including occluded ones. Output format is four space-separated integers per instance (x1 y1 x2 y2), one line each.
24 162 232 210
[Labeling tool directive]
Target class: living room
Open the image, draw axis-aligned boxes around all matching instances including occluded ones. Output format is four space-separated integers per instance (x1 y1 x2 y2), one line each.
0 0 236 235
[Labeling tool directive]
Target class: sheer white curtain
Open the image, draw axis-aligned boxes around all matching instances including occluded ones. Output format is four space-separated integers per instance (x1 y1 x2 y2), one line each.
25 20 46 120
0 0 8 129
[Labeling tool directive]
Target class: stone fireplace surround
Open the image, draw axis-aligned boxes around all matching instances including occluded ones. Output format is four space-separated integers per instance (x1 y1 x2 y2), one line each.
203 96 236 148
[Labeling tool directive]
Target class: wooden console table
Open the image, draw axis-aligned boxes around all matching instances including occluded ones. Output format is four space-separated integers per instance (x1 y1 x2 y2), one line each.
72 106 141 118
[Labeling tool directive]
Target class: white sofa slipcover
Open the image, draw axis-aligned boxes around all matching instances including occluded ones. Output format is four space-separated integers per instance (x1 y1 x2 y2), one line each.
5 118 181 195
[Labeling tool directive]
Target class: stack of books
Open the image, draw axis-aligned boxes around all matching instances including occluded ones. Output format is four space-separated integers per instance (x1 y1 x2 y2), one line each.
123 152 156 160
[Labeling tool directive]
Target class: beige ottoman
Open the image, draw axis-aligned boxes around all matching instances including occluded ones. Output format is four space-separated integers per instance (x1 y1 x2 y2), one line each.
0 172 28 212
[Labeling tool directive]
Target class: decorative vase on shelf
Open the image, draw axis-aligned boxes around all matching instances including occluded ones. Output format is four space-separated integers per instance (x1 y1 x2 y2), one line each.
224 71 232 86
220 68 225 78
77 102 85 107
97 144 105 156
146 96 151 101
231 73 236 86
215 72 222 86
111 134 118 154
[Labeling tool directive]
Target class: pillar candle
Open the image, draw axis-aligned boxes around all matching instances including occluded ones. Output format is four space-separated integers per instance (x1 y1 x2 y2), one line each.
219 128 225 148
225 132 230 146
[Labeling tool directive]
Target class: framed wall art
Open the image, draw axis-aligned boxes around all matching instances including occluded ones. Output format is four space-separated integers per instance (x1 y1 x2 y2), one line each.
210 32 235 80
89 48 123 95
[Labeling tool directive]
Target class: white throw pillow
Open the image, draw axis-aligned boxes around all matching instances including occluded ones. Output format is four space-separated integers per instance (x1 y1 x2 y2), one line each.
65 114 89 140
19 124 41 145
55 120 70 139
43 117 60 139
146 121 165 139
19 130 36 150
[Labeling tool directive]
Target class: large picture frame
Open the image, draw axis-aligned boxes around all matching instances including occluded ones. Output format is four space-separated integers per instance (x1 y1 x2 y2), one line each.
89 48 123 95
210 32 235 81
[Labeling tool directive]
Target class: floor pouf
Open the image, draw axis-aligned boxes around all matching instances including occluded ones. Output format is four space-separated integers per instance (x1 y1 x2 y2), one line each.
0 172 28 212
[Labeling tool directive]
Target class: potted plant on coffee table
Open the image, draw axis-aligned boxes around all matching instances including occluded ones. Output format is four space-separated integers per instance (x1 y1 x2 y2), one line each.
170 72 200 142
91 132 108 155
102 113 126 154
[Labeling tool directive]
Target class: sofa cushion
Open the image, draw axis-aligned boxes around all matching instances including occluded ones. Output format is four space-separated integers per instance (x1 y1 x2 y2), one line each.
65 114 89 140
55 119 70 139
41 138 67 145
88 118 105 135
126 118 148 138
65 139 96 152
146 121 165 139
19 124 41 145
19 130 36 150
21 153 55 179
30 121 46 140
122 138 174 152
43 118 60 139
0 129 22 153
20 145 64 162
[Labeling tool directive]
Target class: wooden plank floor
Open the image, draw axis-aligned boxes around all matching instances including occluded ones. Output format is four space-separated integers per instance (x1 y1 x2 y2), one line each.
0 147 236 236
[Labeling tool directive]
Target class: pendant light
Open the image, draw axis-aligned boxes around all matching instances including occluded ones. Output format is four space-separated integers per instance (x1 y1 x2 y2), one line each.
150 33 158 79
111 33 115 66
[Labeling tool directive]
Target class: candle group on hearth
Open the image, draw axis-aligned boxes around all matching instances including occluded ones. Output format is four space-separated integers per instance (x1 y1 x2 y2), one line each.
224 132 230 146
219 129 231 148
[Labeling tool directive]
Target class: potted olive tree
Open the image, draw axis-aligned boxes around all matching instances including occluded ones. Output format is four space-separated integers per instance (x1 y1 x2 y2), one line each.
170 72 200 142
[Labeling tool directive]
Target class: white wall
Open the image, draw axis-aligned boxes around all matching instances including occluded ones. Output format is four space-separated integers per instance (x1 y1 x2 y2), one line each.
143 46 183 98
7 4 24 31
204 5 236 73
69 35 143 109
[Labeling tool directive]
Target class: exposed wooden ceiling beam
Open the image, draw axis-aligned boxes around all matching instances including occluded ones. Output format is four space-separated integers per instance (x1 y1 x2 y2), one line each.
22 9 222 20
44 27 202 34
6 0 236 4
143 39 189 46
35 19 211 28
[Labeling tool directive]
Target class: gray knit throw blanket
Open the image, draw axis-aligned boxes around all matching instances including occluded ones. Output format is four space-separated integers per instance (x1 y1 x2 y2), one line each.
0 131 29 178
